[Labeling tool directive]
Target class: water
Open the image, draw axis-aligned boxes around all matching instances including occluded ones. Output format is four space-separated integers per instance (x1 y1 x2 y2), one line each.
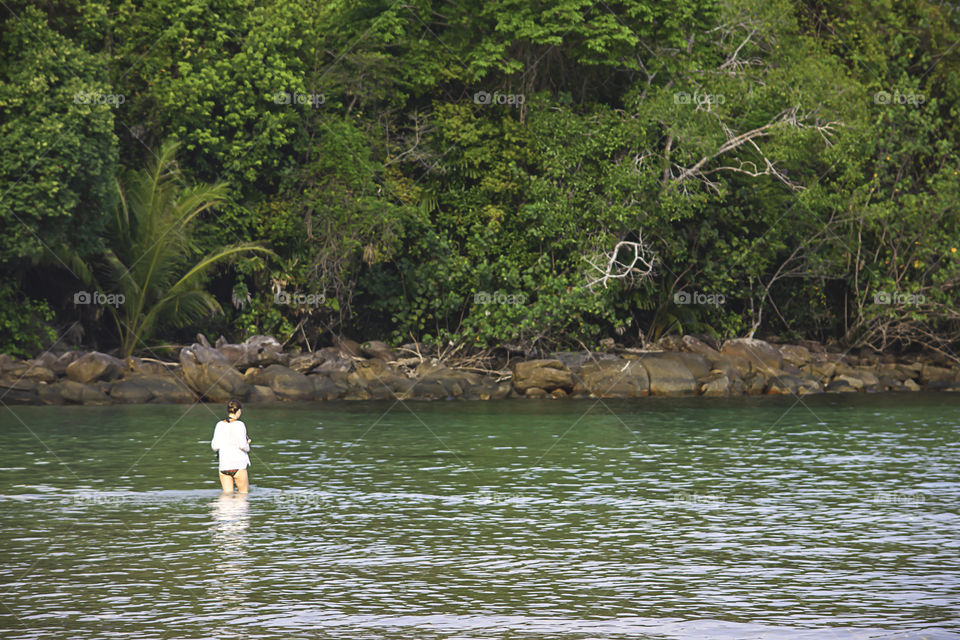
1 394 958 639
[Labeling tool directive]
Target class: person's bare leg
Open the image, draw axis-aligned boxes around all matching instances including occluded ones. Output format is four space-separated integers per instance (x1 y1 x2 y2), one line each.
234 469 249 493
219 472 235 492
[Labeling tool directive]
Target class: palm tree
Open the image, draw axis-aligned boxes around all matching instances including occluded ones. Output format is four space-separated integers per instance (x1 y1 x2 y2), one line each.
56 140 272 357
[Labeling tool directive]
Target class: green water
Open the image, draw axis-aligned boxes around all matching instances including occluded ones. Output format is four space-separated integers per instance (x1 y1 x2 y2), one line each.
1 394 958 639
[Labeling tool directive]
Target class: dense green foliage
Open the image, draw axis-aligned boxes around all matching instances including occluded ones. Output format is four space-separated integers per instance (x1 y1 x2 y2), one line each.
0 0 958 357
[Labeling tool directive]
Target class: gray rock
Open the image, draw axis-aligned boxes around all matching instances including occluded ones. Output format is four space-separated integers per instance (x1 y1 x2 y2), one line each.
179 346 250 402
65 351 125 384
578 360 649 398
511 360 574 393
59 379 111 405
636 353 697 395
247 364 313 401
247 385 277 403
722 338 783 374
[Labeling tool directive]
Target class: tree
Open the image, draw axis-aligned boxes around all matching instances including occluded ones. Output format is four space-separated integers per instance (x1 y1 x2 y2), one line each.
51 140 273 357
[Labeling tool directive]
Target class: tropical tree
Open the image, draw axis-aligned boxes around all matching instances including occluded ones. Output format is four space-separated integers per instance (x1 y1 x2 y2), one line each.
52 140 273 357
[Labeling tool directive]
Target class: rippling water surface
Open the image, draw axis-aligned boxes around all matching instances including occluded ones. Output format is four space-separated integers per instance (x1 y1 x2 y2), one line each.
1 394 958 639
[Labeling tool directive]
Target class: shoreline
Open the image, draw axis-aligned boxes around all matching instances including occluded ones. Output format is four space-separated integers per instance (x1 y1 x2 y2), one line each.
2 334 959 406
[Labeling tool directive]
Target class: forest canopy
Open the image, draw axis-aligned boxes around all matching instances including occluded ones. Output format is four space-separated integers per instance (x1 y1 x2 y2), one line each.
1 0 958 358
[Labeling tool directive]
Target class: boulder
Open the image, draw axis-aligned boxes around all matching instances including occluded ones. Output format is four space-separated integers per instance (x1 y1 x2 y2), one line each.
51 351 81 376
59 380 111 405
17 363 56 383
361 340 397 362
247 385 277 403
309 374 344 401
0 353 15 372
903 378 922 391
832 374 864 391
765 374 802 395
778 344 812 368
65 352 125 384
248 364 314 401
921 364 954 385
109 379 155 404
314 349 355 373
579 360 649 398
525 387 549 398
826 379 859 393
722 338 783 374
743 372 767 395
36 382 64 405
511 360 574 393
354 359 389 383
700 372 732 396
217 335 289 369
411 380 449 399
637 353 697 395
179 345 250 402
289 351 328 374
669 352 711 380
335 336 364 358
0 375 38 393
550 388 567 399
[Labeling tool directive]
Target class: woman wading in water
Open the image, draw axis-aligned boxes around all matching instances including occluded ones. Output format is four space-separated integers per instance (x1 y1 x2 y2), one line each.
211 399 251 492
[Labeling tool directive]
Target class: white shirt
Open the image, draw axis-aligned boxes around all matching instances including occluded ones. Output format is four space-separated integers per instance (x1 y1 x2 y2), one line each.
211 419 250 471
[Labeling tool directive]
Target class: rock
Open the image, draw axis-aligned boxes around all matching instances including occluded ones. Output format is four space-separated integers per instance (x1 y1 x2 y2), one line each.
36 382 64 405
903 378 921 391
361 340 396 362
796 377 824 395
778 344 812 368
700 372 731 396
65 351 125 384
109 379 155 404
637 353 697 395
179 345 250 402
247 385 277 403
309 374 344 401
512 360 574 393
826 379 859 393
525 387 549 398
832 374 864 391
765 374 802 395
217 335 289 369
0 375 38 393
289 351 327 374
550 388 567 399
0 353 15 372
667 352 711 380
50 351 81 376
579 360 649 398
743 372 767 394
314 349 354 373
921 364 954 385
854 367 881 387
18 363 56 383
411 380 449 400
722 338 783 374
247 364 314 401
335 336 364 358
59 380 111 405
125 356 179 377
354 359 389 383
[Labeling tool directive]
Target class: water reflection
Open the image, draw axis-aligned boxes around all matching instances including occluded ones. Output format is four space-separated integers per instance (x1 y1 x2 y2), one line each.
210 492 250 604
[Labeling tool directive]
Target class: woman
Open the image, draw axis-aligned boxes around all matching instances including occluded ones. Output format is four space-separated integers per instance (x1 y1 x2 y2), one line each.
211 399 251 493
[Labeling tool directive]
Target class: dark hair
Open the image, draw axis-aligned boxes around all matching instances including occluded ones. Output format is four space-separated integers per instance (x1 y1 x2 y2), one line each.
226 399 242 420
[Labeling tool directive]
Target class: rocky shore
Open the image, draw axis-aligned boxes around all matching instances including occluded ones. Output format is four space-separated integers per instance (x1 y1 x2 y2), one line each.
2 334 959 406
